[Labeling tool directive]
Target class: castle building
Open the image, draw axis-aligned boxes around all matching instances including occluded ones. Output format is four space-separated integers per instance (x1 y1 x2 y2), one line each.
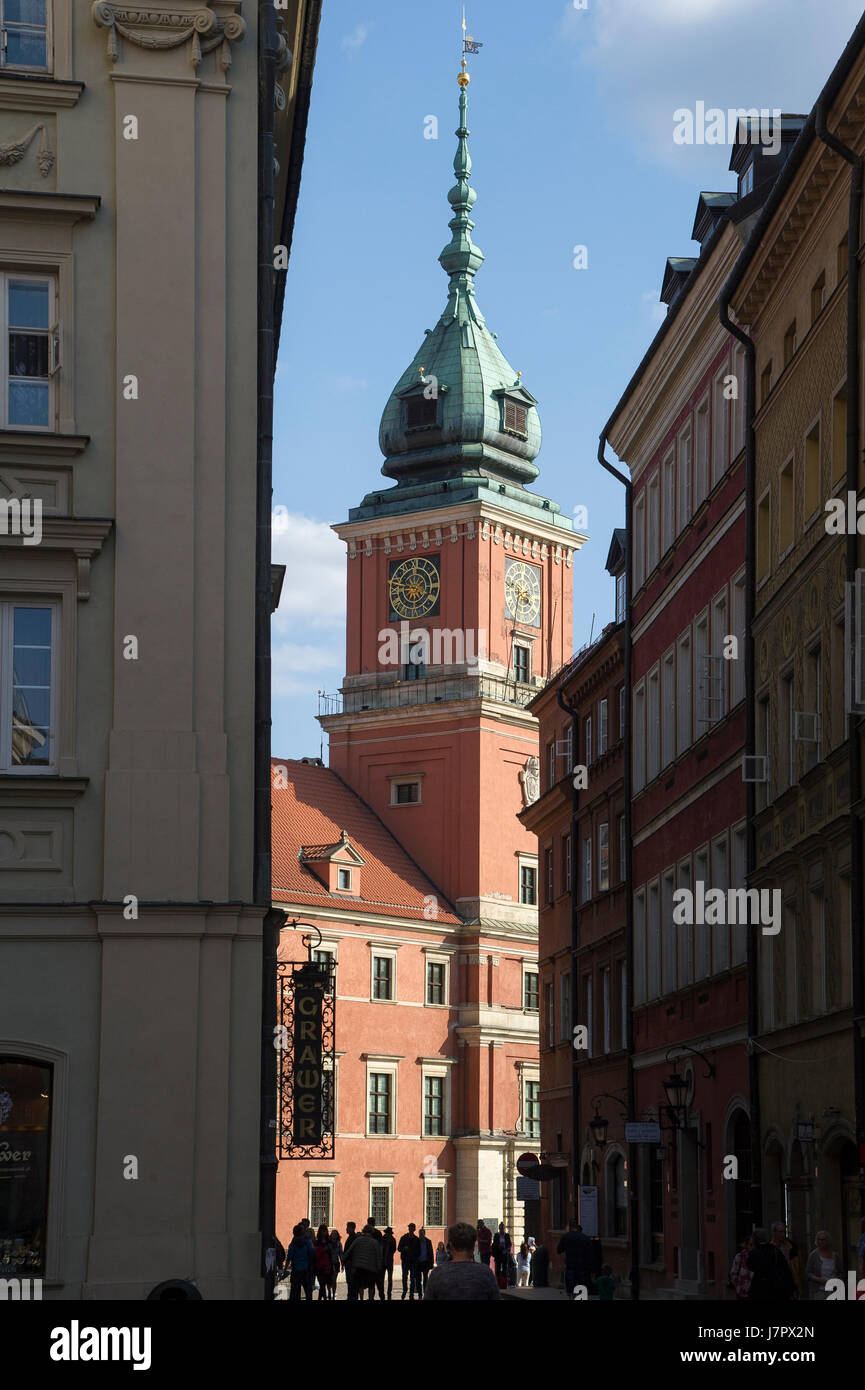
274 58 584 1244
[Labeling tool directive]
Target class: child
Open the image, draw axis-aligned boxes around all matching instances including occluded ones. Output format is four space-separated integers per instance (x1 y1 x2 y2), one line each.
596 1263 616 1301
517 1242 531 1287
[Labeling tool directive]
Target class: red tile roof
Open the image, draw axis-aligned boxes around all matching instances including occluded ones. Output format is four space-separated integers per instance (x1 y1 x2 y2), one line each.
271 758 461 924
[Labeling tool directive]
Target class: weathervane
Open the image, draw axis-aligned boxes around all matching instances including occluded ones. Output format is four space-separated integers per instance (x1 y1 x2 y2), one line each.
461 7 483 61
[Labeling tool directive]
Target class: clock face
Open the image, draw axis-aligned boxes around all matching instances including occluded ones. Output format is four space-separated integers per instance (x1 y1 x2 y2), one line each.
389 555 441 620
505 559 541 625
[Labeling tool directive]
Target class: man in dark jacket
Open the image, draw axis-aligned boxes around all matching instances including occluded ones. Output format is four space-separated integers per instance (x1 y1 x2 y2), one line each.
416 1227 435 1296
398 1223 421 1300
476 1219 493 1266
492 1224 512 1280
343 1222 359 1302
382 1227 397 1300
747 1228 796 1302
557 1221 592 1297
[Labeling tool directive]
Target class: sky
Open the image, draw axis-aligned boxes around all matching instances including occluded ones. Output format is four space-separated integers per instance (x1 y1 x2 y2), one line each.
271 0 865 761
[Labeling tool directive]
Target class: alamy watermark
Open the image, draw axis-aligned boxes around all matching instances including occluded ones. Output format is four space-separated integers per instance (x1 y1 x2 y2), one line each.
0 497 42 545
673 882 781 936
377 622 487 669
673 104 782 155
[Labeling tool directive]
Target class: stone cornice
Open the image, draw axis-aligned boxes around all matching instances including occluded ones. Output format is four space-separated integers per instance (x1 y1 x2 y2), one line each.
0 76 85 112
334 500 582 560
0 430 90 459
0 517 112 599
91 3 246 69
0 190 100 223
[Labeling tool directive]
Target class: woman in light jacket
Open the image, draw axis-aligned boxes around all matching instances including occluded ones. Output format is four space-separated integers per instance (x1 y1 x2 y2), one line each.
805 1231 844 1299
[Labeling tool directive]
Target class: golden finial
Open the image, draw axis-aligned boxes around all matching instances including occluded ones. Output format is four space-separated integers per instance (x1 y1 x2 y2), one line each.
458 58 470 87
419 365 426 376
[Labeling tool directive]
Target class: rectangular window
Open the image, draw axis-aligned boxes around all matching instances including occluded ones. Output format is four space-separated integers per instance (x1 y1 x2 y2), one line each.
804 644 822 771
695 611 709 728
544 980 554 1047
647 879 660 1000
425 1186 444 1228
633 495 645 590
694 847 710 979
426 960 446 1005
731 825 747 968
783 670 795 788
810 271 826 324
731 345 745 458
583 975 593 1058
392 780 421 805
634 889 647 1005
633 681 645 793
423 1075 444 1136
406 394 438 428
2 273 57 430
731 572 745 705
833 386 847 484
370 1185 391 1227
647 665 660 781
616 571 626 623
337 867 352 891
513 643 530 683
310 1185 332 1230
712 370 730 485
520 865 537 906
711 590 728 720
598 698 608 756
619 684 625 743
779 457 794 555
524 969 539 1012
678 425 692 530
585 715 592 766
662 648 675 768
676 628 692 754
757 488 771 581
618 960 627 1047
368 1074 392 1134
618 814 626 884
505 399 528 433
602 966 611 1054
562 832 572 893
582 835 592 903
711 834 730 975
372 955 393 1001
547 740 556 790
662 449 675 554
545 847 554 904
559 972 571 1042
524 1080 540 1138
695 398 709 506
661 869 676 996
647 471 660 573
0 0 50 71
804 421 821 521
1 601 56 772
783 320 797 367
598 822 609 892
677 858 693 988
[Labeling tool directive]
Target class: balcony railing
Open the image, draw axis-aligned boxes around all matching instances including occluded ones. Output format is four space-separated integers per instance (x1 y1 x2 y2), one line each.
318 673 540 717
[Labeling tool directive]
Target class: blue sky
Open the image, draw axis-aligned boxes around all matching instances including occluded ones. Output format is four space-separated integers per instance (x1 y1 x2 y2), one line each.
271 0 864 760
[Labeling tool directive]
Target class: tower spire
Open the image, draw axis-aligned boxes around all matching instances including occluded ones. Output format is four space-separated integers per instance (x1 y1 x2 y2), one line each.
438 44 484 315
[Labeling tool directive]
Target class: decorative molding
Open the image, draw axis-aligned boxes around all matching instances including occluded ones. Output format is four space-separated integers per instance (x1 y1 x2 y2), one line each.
91 4 246 70
0 431 89 460
0 77 84 112
0 517 112 600
0 122 54 177
0 191 99 223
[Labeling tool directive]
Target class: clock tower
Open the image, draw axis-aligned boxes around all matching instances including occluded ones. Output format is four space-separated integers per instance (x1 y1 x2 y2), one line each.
320 62 584 919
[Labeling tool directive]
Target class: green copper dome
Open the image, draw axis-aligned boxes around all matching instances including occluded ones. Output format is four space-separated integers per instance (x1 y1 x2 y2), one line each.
378 75 541 488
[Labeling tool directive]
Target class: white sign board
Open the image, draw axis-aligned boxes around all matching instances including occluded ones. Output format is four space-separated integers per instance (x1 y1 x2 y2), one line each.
625 1121 662 1144
578 1186 598 1237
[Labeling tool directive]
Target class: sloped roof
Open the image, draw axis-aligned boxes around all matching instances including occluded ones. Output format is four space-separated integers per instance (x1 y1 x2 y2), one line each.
272 758 461 924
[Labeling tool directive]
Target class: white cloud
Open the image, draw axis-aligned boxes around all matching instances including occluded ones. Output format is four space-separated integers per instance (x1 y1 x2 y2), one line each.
328 373 370 392
341 23 369 54
270 511 346 697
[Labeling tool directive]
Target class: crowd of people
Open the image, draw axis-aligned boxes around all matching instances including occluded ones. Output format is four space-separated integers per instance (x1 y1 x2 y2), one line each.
273 1218 602 1300
729 1219 865 1300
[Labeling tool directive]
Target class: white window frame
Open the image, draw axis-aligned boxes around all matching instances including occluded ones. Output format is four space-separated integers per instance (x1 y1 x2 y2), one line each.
711 588 729 720
633 679 646 793
544 979 554 1047
602 965 611 1054
308 1178 335 1231
646 663 660 782
661 868 676 996
424 952 450 1008
634 888 647 1005
0 0 52 73
518 854 538 906
695 395 710 506
661 448 675 554
712 366 730 486
598 821 609 892
423 1176 447 1230
711 832 730 975
598 697 608 756
694 846 710 979
522 963 539 1012
584 976 593 1059
559 971 571 1042
365 1063 398 1138
513 640 532 684
368 1176 394 1227
336 866 353 892
0 271 58 432
522 1074 541 1138
370 947 397 1003
633 494 645 590
647 878 660 1000
582 833 592 903
731 823 747 968
389 774 423 806
646 470 660 574
585 714 592 766
0 597 59 773
731 344 746 458
421 1064 450 1137
618 813 626 884
731 570 745 705
678 423 692 531
677 857 694 988
676 627 692 755
662 647 675 768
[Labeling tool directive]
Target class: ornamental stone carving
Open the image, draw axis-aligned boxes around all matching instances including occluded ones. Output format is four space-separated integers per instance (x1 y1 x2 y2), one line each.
0 123 54 177
91 4 246 70
519 755 540 806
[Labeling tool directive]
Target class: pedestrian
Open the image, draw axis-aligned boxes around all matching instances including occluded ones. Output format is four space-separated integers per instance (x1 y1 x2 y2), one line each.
596 1264 616 1301
328 1229 342 1300
729 1236 753 1300
492 1222 512 1280
529 1241 549 1288
423 1223 502 1300
516 1242 531 1287
476 1219 493 1267
285 1223 315 1301
747 1227 796 1302
343 1221 359 1302
382 1226 396 1300
313 1224 333 1300
349 1224 383 1300
805 1230 844 1300
556 1220 592 1298
416 1227 434 1296
436 1241 449 1267
771 1221 801 1297
398 1222 420 1300
365 1218 386 1300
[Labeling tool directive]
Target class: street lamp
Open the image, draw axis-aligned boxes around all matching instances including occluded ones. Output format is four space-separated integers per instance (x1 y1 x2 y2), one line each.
662 1071 688 1126
589 1108 609 1148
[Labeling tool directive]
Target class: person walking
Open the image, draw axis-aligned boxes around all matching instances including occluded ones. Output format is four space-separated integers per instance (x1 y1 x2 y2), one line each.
313 1225 333 1300
349 1224 383 1300
730 1236 753 1300
476 1219 493 1267
416 1228 435 1296
492 1223 512 1281
423 1223 502 1300
285 1224 316 1301
747 1228 796 1302
382 1227 396 1300
343 1222 359 1302
771 1221 802 1297
435 1241 449 1267
516 1242 531 1287
398 1223 420 1300
805 1231 844 1300
556 1220 592 1298
327 1230 342 1300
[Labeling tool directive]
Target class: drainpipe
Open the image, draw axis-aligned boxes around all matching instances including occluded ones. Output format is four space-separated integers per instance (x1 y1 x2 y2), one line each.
814 101 865 1223
555 683 580 1233
257 0 281 1301
717 291 760 1228
597 438 638 1300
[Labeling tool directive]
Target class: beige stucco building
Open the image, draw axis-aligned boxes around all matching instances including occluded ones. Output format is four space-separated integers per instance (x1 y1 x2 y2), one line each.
0 1 319 1299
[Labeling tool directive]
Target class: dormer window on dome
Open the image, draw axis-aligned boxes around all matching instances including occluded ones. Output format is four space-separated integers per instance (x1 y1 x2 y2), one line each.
492 382 536 443
405 393 439 429
504 399 528 435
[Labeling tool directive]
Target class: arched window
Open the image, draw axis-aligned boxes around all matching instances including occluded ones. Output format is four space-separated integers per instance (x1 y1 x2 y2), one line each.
0 1056 52 1279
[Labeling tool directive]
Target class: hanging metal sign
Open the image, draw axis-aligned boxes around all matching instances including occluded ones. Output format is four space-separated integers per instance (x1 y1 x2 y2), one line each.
277 959 335 1159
